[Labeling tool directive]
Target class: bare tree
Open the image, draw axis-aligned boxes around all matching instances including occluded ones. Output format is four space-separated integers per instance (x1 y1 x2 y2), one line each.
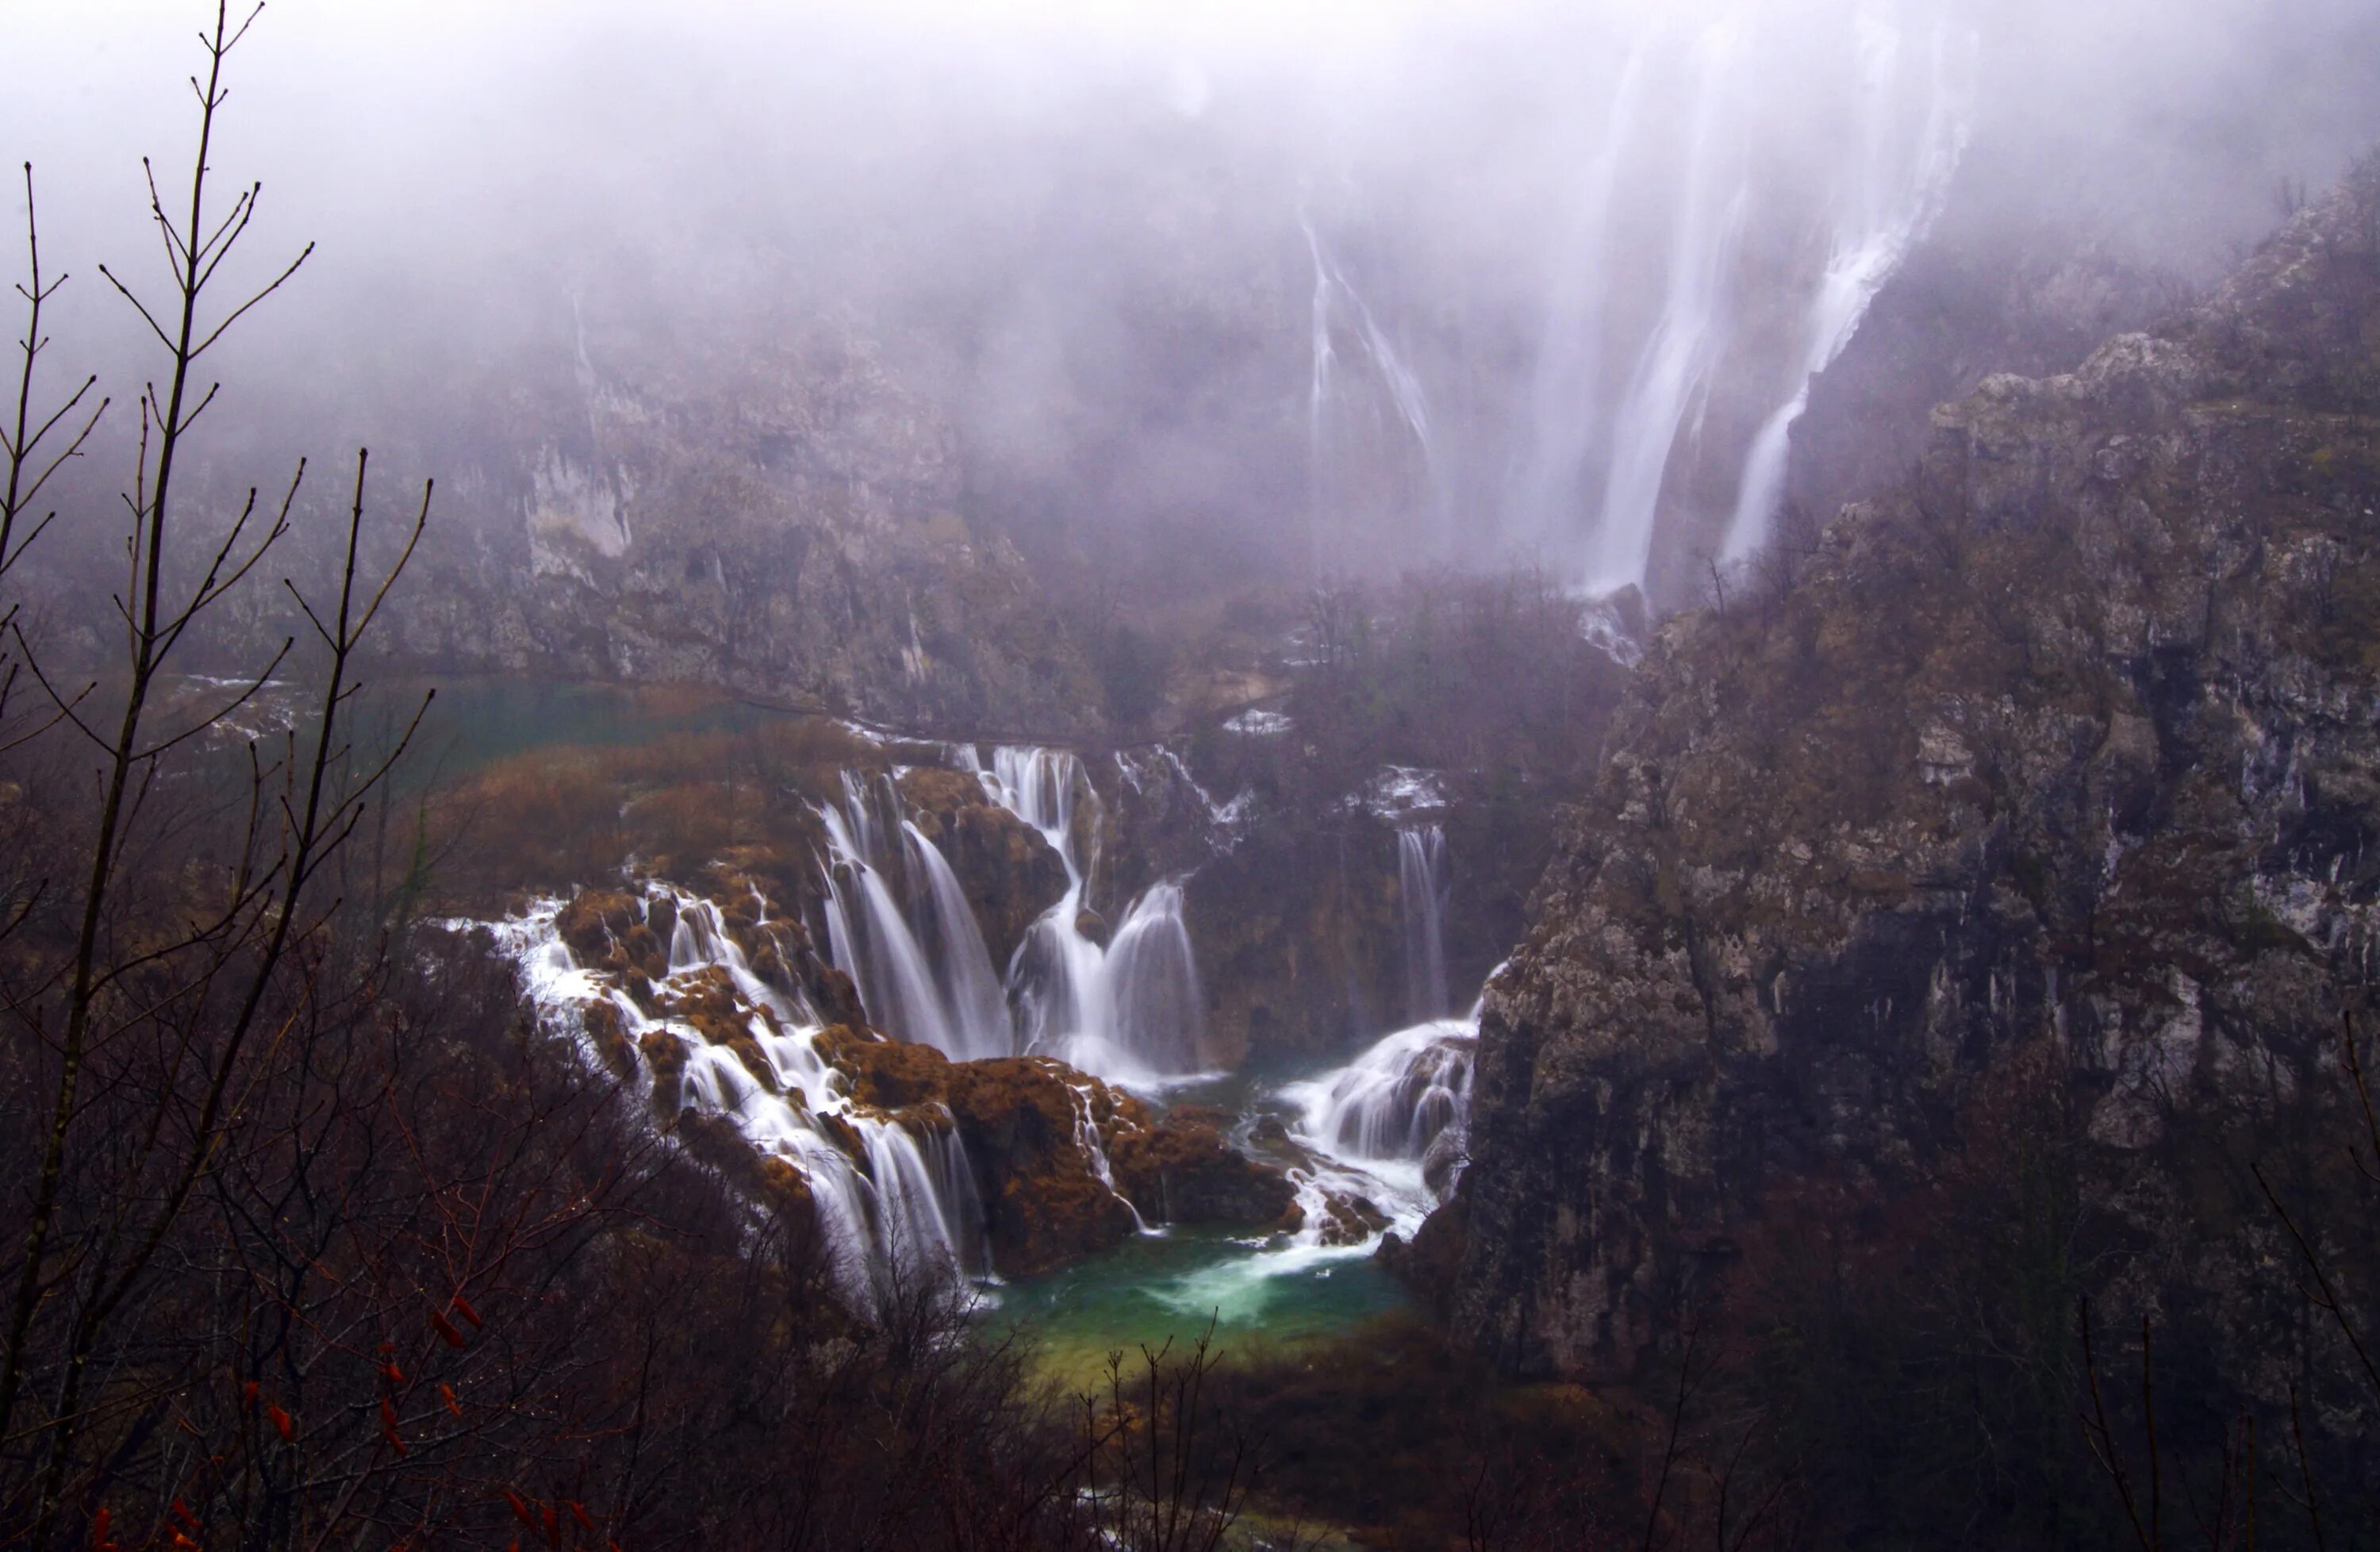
0 4 431 1540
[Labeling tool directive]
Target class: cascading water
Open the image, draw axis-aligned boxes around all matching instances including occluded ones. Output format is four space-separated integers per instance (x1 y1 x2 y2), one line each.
966 746 1215 1089
1580 19 1751 594
474 889 988 1300
817 772 1014 1062
1303 217 1445 572
1288 1016 1476 1196
901 819 1014 1058
1507 41 1649 560
1397 824 1452 1023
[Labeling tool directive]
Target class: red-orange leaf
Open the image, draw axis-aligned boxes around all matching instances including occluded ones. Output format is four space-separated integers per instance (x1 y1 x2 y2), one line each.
569 1502 594 1531
440 1383 462 1417
431 1311 465 1348
268 1405 294 1443
505 1489 534 1527
453 1295 483 1327
382 1360 405 1385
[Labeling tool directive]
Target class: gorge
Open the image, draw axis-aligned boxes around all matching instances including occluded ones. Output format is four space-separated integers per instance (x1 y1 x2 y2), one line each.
5 2 2379 1547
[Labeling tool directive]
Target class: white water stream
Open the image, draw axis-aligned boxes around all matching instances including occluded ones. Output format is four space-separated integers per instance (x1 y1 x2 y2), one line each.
469 744 1484 1317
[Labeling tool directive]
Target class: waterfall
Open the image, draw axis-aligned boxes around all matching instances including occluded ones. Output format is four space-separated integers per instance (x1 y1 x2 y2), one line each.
1508 41 1649 558
1581 19 1750 594
1397 824 1452 1023
1720 6 1974 561
817 772 1014 1061
472 893 990 1301
966 745 1217 1087
900 820 1014 1062
1293 3 1975 595
1303 217 1445 574
1291 1018 1476 1173
1104 882 1207 1076
1261 1012 1479 1270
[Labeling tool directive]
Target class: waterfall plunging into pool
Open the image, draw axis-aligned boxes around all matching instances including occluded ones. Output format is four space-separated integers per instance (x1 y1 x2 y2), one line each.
1397 824 1452 1023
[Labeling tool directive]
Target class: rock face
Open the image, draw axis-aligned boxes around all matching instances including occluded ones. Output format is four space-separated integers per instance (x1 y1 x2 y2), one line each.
897 766 1071 968
379 311 1106 739
1188 822 1407 1070
1432 167 2380 1378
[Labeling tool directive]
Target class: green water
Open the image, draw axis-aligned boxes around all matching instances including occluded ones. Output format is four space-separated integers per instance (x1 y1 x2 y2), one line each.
373 678 1420 1387
981 1226 1412 1390
389 678 774 780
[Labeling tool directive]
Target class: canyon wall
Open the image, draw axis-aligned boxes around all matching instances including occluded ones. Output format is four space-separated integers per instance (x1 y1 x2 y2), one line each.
1425 164 2380 1381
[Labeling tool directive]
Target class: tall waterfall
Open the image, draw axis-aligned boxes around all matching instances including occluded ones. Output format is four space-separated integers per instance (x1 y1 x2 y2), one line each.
1397 824 1451 1023
1719 7 1973 560
1303 1 1976 597
1303 217 1445 570
1580 20 1751 594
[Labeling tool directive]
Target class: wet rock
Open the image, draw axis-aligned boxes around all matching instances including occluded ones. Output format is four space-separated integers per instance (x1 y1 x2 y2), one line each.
1110 1112 1297 1228
378 310 1107 739
1311 1190 1391 1248
557 889 640 965
898 766 1070 964
814 1027 1145 1276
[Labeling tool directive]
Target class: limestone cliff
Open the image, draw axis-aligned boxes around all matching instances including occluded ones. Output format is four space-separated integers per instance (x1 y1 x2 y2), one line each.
1430 163 2380 1379
375 308 1106 738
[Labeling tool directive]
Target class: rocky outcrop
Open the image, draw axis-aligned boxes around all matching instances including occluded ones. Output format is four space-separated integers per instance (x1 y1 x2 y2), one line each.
814 1028 1137 1275
370 309 1107 739
1431 165 2380 1379
817 1027 1293 1274
1109 1104 1299 1229
1186 820 1407 1070
897 766 1070 967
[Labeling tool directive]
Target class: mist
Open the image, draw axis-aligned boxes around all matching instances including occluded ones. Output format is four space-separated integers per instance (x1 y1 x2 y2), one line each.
7 0 2378 605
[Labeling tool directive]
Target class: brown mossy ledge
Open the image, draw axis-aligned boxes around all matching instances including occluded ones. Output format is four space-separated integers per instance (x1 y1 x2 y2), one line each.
1106 1105 1299 1231
815 1027 1294 1277
555 880 861 1027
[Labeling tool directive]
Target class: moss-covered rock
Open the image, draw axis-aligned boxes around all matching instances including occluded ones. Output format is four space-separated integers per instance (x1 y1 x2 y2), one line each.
1110 1109 1298 1228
